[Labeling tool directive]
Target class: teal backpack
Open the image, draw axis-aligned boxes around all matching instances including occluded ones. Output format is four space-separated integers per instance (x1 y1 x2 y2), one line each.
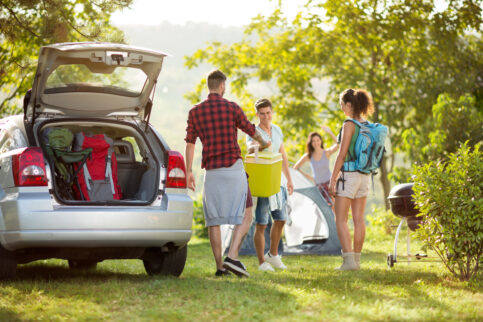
342 119 388 174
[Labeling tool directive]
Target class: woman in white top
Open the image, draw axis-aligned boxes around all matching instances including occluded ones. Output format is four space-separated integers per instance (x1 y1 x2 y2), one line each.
293 126 339 211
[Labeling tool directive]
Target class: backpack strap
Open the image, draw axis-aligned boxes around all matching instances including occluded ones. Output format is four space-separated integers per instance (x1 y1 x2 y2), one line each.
105 153 116 195
337 170 346 191
83 163 92 190
371 172 376 195
344 118 363 127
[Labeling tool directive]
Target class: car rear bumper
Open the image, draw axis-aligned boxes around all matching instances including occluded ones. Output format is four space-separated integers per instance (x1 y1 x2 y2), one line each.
0 189 193 251
1 229 192 250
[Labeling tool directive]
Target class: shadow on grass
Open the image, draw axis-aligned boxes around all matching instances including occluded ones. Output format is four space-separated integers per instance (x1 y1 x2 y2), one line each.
12 263 149 282
0 308 22 321
4 259 299 321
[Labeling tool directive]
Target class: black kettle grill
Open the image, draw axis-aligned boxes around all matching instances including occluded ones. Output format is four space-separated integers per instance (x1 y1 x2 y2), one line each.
388 183 421 231
386 183 432 267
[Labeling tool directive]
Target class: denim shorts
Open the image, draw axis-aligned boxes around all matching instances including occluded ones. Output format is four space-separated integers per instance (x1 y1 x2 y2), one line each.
254 187 287 225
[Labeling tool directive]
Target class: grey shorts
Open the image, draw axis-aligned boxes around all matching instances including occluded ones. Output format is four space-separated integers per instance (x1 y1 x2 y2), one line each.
203 159 247 226
336 172 370 199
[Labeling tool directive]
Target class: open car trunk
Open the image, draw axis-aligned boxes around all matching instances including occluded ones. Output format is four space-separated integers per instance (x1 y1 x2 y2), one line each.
38 119 161 205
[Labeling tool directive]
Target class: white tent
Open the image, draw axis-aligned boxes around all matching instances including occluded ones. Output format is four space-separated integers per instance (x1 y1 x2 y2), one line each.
284 169 329 247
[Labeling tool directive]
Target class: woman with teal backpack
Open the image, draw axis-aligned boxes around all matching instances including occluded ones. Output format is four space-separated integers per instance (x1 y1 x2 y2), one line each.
329 88 375 271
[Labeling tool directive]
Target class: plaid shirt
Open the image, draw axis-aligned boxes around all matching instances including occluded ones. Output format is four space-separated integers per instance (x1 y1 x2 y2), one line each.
185 93 256 170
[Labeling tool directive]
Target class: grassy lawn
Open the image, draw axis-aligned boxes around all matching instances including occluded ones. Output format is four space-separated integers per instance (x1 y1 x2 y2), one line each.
1 227 481 321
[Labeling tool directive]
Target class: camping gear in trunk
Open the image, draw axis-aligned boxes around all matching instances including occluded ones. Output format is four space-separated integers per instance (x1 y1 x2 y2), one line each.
244 152 282 197
73 133 122 201
40 121 158 205
43 128 93 200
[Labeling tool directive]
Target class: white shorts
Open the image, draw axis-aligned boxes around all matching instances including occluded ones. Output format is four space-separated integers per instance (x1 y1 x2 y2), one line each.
336 172 370 199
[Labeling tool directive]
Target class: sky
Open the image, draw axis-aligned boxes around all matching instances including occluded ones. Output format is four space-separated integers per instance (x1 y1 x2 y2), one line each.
111 0 449 27
111 0 303 26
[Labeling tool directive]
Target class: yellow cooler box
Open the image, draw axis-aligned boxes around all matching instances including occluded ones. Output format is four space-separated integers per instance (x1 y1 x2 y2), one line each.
244 152 282 197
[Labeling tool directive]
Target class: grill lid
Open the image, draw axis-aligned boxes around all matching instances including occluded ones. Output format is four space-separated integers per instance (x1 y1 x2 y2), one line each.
388 183 414 199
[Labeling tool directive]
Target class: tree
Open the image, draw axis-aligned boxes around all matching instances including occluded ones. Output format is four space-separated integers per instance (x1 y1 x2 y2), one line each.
0 0 132 115
185 0 482 207
393 92 483 182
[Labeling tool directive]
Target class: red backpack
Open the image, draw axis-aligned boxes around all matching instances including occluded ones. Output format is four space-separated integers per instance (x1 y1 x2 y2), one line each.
73 133 122 201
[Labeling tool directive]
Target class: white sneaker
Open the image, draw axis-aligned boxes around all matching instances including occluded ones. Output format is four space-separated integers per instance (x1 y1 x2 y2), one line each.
264 252 287 270
258 262 275 272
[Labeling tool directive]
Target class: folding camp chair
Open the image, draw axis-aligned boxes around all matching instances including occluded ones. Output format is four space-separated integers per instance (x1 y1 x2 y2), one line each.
43 128 92 200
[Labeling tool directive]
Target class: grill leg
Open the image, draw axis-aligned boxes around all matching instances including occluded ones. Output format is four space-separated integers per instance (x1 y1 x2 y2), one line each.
393 218 406 262
407 222 411 265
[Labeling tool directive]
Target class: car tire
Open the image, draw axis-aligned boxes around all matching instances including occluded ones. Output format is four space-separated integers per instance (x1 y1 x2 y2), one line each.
68 260 98 270
143 245 187 277
0 246 17 280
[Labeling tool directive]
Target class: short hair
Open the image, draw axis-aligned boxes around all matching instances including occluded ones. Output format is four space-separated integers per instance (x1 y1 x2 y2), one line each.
254 98 272 111
207 69 227 91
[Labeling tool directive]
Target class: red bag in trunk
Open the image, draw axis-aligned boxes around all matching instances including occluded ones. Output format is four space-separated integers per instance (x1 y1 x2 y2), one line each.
73 133 122 201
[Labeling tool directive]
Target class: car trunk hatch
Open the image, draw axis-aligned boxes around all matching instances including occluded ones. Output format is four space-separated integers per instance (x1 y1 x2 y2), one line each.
27 42 167 121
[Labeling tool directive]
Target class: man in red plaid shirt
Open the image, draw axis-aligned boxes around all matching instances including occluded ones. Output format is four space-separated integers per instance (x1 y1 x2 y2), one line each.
185 70 270 277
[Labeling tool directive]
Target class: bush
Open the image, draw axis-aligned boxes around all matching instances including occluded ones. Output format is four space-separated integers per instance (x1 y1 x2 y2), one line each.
412 142 482 281
366 206 400 235
192 194 208 238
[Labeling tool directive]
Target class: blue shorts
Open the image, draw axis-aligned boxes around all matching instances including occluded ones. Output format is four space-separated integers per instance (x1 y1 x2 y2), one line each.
254 187 287 225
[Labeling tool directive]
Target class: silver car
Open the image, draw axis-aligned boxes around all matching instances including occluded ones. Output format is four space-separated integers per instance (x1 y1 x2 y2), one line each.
0 43 193 279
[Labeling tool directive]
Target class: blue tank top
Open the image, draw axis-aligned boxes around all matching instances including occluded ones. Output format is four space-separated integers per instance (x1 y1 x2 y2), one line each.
310 151 331 184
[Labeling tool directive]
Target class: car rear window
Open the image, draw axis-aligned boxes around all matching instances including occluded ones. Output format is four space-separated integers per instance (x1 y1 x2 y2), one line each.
45 64 147 96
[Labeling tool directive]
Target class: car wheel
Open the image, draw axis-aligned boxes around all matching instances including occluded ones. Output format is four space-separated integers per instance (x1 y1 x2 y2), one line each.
143 245 187 277
0 246 17 280
68 260 98 270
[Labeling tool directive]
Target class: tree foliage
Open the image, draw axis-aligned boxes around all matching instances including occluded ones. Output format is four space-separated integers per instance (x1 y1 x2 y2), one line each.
392 92 483 182
413 142 482 281
184 0 482 205
0 0 132 115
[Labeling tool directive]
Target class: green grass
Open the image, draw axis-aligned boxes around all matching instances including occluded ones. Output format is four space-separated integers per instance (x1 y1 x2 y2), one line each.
1 227 481 321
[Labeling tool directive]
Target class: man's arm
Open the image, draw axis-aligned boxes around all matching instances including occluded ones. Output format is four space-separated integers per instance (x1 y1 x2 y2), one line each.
279 143 294 195
185 143 196 191
248 128 271 153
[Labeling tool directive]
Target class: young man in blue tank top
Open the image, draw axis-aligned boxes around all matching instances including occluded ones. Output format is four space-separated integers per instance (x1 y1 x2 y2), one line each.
247 98 294 272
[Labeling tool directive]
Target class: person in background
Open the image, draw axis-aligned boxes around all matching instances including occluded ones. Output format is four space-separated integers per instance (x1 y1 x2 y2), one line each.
329 88 374 271
293 127 339 212
247 98 294 272
185 70 270 277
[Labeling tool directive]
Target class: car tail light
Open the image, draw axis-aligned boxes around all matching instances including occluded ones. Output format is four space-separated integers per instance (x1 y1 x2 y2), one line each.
166 150 187 189
12 147 48 186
